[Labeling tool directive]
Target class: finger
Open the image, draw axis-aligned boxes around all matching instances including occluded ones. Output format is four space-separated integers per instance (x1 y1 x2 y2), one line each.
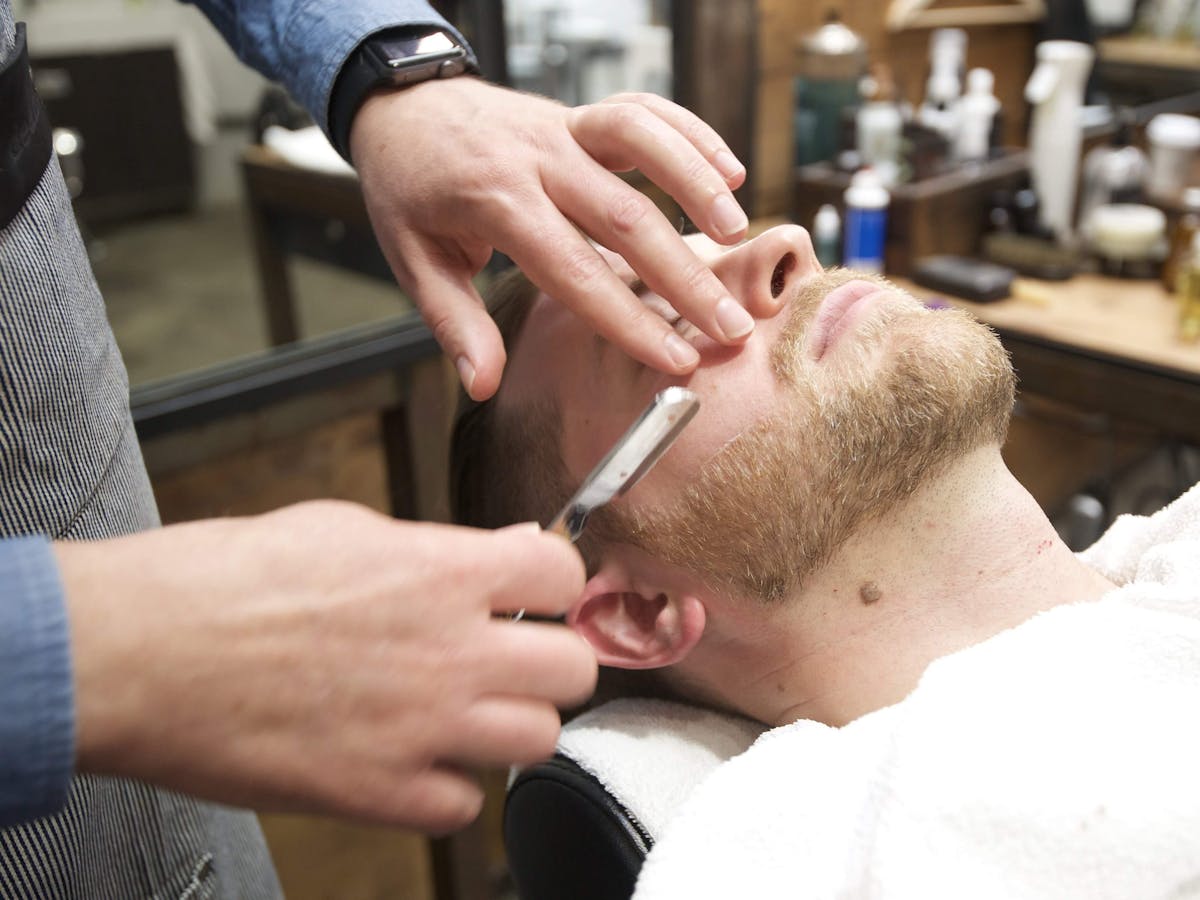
489 525 586 618
481 618 598 707
598 92 747 190
494 203 703 375
400 240 507 401
546 167 757 346
388 765 485 835
570 102 748 243
447 695 563 767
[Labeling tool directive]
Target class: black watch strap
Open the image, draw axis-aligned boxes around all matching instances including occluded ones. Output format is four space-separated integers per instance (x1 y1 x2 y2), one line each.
328 26 479 162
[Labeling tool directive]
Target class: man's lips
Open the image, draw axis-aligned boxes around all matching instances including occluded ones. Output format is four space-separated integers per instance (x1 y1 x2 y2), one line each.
809 279 886 360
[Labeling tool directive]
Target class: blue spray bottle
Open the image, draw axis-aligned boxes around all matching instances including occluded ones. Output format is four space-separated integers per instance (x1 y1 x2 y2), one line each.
842 168 889 273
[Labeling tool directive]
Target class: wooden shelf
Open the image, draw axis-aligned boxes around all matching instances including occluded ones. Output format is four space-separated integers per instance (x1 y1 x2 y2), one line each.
1099 36 1200 72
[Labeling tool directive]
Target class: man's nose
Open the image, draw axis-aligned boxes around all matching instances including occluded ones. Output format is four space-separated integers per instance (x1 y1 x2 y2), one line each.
710 225 820 318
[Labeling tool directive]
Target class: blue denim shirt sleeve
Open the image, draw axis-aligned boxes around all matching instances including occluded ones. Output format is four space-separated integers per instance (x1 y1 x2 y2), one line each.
0 536 74 827
182 0 469 136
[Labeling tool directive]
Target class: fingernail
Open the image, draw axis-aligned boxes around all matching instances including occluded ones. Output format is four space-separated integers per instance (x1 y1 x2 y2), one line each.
715 296 755 340
712 193 748 238
714 149 745 181
503 521 543 535
665 333 700 370
455 356 476 395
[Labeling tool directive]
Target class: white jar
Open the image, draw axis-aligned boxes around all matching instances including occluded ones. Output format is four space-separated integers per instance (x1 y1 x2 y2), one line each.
1146 114 1200 202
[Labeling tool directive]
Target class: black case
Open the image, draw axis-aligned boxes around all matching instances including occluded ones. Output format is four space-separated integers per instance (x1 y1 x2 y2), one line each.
912 255 1016 302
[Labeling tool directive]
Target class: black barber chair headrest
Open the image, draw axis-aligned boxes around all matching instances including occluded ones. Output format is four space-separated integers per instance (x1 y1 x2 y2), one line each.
504 698 763 899
505 753 652 900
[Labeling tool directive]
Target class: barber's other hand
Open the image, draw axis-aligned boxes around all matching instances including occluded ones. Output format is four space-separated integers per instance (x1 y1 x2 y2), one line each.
56 502 595 833
350 78 768 402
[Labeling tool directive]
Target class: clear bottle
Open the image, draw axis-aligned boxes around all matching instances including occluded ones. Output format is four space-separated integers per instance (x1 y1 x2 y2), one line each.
855 63 903 186
1179 231 1200 343
1079 114 1150 240
1163 187 1200 293
813 203 841 268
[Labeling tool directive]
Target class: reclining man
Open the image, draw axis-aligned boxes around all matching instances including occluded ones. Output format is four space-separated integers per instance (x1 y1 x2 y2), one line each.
452 225 1200 898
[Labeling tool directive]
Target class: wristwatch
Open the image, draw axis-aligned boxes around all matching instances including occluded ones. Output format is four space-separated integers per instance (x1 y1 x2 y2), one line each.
329 26 480 161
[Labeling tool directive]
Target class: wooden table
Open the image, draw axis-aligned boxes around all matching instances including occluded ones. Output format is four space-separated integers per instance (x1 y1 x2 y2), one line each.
240 144 383 346
897 274 1200 443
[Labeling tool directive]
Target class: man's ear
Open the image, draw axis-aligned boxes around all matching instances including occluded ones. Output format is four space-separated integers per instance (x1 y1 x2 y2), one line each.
568 569 706 670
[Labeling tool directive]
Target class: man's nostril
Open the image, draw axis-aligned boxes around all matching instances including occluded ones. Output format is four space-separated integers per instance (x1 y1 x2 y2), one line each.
770 253 797 298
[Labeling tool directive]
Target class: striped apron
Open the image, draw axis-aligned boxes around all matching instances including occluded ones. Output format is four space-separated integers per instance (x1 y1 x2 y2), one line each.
1 5 281 897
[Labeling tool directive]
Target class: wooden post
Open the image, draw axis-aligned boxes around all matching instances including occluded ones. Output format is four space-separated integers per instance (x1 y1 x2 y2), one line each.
672 0 759 218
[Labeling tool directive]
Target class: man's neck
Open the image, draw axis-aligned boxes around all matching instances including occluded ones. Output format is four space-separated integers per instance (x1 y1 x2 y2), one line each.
716 446 1116 727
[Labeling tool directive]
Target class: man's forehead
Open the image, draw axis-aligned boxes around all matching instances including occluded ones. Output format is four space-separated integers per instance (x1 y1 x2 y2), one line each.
500 232 730 408
520 232 724 348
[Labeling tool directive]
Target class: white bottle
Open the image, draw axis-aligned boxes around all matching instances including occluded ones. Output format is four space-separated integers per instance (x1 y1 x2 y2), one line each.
919 28 967 141
1025 40 1094 242
954 68 1000 162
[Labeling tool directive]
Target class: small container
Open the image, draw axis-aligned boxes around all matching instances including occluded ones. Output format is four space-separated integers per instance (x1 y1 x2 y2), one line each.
813 203 841 268
1088 203 1166 278
1179 231 1200 342
843 168 889 273
1146 114 1200 202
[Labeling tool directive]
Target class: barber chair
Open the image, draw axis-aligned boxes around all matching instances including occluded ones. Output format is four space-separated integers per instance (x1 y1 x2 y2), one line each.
504 699 764 900
506 754 652 900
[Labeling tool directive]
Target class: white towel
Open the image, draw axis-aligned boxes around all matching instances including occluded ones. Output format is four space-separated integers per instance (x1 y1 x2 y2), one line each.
557 698 763 839
608 482 1200 899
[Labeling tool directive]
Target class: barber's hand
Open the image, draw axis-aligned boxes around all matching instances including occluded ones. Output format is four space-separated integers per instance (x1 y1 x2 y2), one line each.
350 78 772 402
55 502 595 833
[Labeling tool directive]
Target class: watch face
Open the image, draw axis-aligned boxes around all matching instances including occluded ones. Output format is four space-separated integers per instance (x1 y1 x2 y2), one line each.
376 31 463 67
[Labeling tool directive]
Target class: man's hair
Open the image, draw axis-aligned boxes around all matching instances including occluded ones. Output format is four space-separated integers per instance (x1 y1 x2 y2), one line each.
450 269 676 706
449 269 648 570
451 268 568 534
